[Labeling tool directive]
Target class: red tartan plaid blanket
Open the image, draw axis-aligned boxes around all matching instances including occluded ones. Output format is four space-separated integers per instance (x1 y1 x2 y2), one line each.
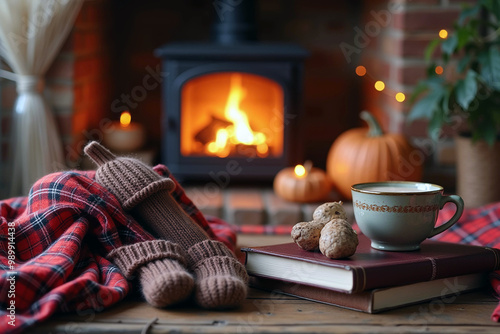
0 165 236 334
431 202 500 321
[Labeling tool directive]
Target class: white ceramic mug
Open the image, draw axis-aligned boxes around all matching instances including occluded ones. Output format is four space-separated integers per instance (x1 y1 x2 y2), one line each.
351 181 464 251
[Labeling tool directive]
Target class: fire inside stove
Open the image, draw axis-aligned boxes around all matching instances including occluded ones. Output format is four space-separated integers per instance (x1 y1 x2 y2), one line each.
180 72 284 158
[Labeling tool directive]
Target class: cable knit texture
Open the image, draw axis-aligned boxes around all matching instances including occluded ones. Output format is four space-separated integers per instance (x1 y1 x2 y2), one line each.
107 240 194 307
84 141 249 309
188 240 249 309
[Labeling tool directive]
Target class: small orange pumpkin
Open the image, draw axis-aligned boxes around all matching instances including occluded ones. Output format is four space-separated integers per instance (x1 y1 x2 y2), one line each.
326 111 422 199
274 161 331 203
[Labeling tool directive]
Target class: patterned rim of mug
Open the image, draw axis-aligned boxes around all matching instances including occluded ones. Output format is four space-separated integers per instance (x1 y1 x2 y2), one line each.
353 201 440 213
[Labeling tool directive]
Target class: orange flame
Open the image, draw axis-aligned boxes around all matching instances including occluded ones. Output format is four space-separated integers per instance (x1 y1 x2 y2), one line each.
120 111 131 127
294 164 307 178
207 74 268 157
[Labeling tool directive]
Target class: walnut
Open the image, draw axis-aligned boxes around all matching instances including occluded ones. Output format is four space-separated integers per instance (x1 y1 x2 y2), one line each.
291 220 325 251
291 201 351 253
313 202 347 224
319 219 358 259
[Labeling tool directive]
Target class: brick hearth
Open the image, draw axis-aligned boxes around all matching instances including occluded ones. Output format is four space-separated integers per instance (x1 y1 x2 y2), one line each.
185 187 354 226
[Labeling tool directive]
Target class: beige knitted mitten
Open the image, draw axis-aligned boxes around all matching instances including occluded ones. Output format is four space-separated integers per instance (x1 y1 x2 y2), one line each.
84 141 248 309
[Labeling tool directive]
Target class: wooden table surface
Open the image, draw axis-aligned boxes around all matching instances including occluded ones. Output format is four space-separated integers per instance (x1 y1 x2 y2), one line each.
28 235 500 334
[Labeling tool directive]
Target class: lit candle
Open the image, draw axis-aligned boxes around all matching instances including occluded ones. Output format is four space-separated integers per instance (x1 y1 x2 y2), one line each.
273 160 331 203
102 111 146 152
294 164 307 178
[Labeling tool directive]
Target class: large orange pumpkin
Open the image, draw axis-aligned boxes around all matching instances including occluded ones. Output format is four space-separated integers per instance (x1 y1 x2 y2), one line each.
326 111 423 199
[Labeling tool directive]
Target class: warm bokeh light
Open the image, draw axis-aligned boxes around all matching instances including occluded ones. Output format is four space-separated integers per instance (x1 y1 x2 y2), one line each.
120 111 131 127
294 164 307 178
374 81 385 91
439 29 448 39
395 92 406 102
355 65 367 76
435 66 444 75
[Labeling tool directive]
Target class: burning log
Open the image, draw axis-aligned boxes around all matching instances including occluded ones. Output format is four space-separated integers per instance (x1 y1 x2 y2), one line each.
194 114 232 145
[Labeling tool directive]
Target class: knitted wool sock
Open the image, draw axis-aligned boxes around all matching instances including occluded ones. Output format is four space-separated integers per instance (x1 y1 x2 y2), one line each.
84 141 209 249
107 240 194 307
84 141 249 309
187 239 248 309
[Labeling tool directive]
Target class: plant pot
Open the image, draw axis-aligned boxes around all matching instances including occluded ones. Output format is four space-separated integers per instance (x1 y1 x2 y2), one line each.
455 135 500 208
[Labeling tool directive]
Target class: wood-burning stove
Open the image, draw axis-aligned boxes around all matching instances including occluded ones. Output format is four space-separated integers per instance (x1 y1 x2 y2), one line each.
155 0 308 182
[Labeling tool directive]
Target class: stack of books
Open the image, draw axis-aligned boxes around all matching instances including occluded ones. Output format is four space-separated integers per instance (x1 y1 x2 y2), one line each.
242 235 500 313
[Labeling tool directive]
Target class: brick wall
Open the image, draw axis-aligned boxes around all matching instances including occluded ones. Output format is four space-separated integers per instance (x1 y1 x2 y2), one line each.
67 0 113 167
358 0 478 188
101 0 364 169
259 0 363 166
0 0 478 198
109 0 478 173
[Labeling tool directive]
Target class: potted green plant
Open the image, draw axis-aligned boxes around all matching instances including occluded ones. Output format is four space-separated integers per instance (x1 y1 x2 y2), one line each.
408 0 500 208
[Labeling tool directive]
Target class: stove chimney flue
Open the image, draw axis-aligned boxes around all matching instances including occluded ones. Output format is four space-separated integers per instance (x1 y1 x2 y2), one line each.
211 0 257 44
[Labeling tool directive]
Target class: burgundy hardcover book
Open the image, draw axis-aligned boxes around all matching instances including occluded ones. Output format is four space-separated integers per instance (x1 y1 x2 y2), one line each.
241 235 500 293
249 273 487 313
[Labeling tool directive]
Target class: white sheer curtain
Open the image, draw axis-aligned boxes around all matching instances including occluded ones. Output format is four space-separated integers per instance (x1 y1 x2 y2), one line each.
0 0 84 196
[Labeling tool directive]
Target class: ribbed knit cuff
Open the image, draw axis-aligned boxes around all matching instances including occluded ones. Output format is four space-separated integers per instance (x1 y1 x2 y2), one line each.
108 240 186 278
122 178 176 211
187 240 234 267
192 256 249 281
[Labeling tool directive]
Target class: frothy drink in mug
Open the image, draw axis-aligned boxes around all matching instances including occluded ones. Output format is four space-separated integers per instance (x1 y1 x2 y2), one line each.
351 181 464 251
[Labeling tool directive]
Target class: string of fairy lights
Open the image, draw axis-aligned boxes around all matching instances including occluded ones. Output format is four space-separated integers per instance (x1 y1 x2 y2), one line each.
354 29 449 103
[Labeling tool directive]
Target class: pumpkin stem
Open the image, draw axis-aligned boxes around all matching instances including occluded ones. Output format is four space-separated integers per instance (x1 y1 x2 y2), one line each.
304 160 313 174
360 111 384 137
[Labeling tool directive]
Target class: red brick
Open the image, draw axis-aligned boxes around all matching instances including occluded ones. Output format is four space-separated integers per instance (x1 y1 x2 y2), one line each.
72 106 90 135
379 87 409 113
394 63 427 85
185 187 223 218
74 56 106 80
74 29 108 56
265 190 303 226
392 9 459 31
361 55 391 82
225 189 264 225
75 0 111 28
383 34 438 58
405 35 444 58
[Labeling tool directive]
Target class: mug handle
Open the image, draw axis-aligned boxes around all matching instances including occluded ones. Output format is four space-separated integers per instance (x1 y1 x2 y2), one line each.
428 195 464 238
